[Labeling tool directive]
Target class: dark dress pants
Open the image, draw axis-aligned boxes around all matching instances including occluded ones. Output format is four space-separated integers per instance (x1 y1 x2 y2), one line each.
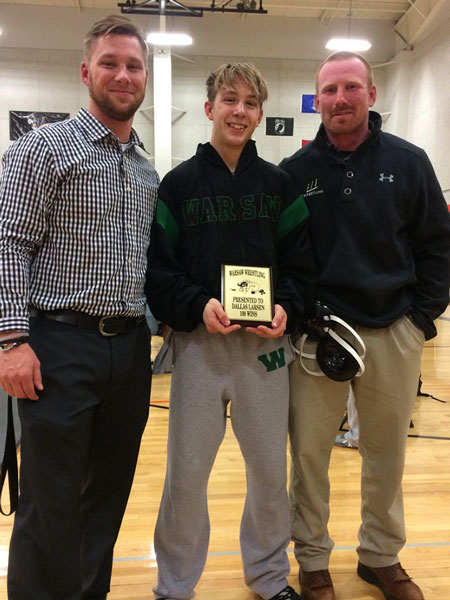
7 316 151 600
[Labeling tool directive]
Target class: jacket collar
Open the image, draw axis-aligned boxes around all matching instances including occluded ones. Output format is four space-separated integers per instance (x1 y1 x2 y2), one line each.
196 140 258 173
315 110 382 158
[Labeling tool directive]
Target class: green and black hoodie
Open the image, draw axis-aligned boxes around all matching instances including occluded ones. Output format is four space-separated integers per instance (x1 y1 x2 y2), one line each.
146 140 316 333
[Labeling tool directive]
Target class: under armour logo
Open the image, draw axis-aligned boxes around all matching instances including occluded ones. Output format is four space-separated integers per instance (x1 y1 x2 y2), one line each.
379 173 394 183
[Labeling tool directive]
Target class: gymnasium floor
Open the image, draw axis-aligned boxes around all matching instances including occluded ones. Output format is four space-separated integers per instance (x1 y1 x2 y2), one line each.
1 307 449 599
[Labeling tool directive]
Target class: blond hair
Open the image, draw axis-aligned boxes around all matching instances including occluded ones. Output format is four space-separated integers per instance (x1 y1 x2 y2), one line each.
83 15 148 62
206 63 268 106
315 51 374 91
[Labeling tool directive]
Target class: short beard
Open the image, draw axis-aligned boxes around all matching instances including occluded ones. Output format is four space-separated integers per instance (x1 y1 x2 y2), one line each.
89 86 143 122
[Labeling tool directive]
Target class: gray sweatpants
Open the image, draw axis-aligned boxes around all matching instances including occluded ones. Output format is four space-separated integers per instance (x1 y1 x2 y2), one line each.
153 325 294 600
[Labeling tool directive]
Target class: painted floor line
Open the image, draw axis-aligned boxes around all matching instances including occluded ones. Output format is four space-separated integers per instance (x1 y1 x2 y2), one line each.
113 540 450 562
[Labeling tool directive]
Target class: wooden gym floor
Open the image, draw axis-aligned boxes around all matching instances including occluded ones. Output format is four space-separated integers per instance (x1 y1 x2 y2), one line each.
1 307 449 599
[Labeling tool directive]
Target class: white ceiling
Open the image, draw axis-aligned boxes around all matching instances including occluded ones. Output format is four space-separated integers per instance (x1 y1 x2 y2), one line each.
0 0 417 21
0 0 448 62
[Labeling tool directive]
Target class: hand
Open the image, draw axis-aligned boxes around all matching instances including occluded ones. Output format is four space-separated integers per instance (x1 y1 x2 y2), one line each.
203 298 241 335
0 344 43 401
245 304 287 338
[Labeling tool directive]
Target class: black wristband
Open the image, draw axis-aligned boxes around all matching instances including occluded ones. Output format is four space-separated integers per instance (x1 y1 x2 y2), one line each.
0 338 29 352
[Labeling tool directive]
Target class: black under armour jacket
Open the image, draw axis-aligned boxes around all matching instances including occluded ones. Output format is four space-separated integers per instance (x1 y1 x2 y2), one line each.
280 111 450 340
146 140 316 332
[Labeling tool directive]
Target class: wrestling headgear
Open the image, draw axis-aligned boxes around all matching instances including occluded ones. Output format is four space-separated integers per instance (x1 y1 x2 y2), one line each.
294 301 366 381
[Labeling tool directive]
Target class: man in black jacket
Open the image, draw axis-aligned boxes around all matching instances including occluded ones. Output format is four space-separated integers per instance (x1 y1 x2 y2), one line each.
280 51 450 600
146 63 316 600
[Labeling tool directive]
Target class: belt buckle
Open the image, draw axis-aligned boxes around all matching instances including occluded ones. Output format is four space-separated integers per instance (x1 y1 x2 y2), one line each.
99 316 119 337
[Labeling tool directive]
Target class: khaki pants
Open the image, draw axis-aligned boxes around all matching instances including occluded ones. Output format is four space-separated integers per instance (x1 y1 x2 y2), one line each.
289 315 424 571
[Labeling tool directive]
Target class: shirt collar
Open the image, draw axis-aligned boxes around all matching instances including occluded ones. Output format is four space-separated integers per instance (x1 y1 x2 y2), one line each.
75 108 143 148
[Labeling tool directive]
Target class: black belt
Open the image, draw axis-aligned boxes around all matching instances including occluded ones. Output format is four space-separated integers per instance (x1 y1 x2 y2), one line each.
29 307 146 337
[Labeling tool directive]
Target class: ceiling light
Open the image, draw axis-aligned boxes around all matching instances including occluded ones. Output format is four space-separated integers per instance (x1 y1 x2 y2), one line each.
325 38 371 51
325 0 371 52
146 32 193 46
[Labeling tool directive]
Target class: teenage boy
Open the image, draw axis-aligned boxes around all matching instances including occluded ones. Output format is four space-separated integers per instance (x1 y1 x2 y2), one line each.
146 63 316 600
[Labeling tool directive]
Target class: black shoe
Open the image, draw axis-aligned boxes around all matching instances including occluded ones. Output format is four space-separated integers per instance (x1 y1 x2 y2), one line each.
269 585 301 600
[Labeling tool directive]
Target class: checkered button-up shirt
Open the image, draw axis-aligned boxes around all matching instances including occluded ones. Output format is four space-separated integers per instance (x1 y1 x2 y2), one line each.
0 108 159 332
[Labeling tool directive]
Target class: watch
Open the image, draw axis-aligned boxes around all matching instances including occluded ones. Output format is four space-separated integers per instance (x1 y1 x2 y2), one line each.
0 338 28 352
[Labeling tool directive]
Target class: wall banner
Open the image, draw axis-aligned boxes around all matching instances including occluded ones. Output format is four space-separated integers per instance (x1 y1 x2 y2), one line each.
9 111 70 140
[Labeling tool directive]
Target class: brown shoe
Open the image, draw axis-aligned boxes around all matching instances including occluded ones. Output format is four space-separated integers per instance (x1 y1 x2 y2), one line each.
299 569 336 600
357 561 425 600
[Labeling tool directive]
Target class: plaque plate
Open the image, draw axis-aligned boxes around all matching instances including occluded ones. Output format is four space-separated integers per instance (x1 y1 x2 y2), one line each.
221 265 274 326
